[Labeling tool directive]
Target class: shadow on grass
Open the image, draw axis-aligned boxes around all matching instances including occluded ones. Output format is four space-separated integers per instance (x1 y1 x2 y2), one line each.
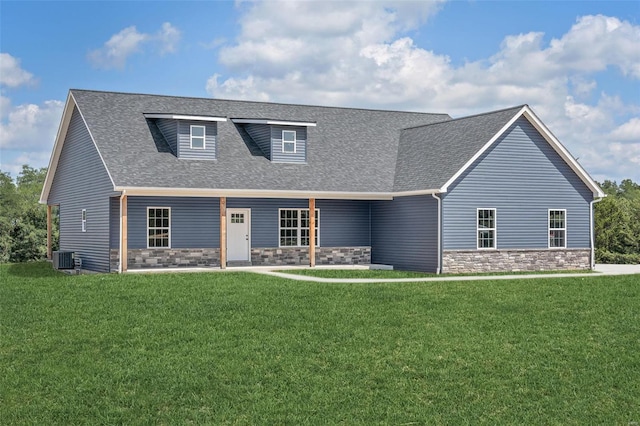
6 261 63 278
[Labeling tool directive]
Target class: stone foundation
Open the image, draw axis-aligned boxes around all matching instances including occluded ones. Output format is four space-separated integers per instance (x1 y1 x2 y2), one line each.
110 248 221 271
251 246 371 266
110 246 370 271
442 248 591 274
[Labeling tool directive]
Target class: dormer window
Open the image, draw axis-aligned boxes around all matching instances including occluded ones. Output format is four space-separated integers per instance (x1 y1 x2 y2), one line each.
190 125 205 149
282 130 296 153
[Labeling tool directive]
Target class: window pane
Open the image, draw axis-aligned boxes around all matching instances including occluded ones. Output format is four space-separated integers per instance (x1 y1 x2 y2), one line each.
283 142 295 153
283 130 295 142
191 126 205 137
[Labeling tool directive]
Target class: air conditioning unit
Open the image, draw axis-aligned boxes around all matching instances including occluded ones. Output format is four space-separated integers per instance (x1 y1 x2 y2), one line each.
52 251 75 269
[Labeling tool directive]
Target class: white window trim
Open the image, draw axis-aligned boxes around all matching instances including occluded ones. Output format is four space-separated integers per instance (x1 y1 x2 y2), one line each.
147 207 171 249
282 130 297 154
477 208 496 250
278 208 319 247
81 209 86 232
190 125 206 150
548 209 567 249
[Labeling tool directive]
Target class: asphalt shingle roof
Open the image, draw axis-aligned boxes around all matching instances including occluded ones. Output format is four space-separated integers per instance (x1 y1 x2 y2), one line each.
69 89 524 194
394 106 524 191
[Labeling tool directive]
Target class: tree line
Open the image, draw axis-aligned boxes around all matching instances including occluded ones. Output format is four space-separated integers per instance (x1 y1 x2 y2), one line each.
0 165 638 264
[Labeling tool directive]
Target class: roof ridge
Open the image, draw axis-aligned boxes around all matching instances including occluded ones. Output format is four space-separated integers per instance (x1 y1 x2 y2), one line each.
401 104 526 131
69 88 451 117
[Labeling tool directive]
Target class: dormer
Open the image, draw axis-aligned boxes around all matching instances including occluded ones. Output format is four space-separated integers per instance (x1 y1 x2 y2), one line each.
144 113 227 160
231 119 316 163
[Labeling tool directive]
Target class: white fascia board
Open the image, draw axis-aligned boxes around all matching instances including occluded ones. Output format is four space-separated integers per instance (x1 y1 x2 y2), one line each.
39 93 77 204
438 107 526 194
438 105 605 198
392 188 441 197
231 118 317 127
114 186 393 200
520 106 605 198
143 113 227 122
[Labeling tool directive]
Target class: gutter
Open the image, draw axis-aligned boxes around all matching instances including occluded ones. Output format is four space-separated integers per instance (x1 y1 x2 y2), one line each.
432 193 442 274
119 190 126 273
590 197 603 270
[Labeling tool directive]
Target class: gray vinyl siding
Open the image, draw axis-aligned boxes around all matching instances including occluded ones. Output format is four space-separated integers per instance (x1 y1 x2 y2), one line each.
109 197 370 250
48 107 114 272
177 121 217 160
156 118 177 154
244 123 272 159
116 196 220 249
371 195 439 272
442 117 593 250
228 198 370 247
109 197 119 249
271 125 307 163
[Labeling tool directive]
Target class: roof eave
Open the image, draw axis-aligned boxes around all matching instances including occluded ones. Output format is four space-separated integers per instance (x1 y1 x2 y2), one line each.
438 105 605 198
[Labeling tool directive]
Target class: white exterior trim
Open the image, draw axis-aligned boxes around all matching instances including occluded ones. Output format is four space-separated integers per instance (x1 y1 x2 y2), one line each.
282 129 297 153
40 92 117 204
477 208 497 250
548 208 567 249
278 208 320 247
114 186 395 200
190 124 206 149
231 118 317 127
439 105 605 198
143 113 227 122
147 207 171 249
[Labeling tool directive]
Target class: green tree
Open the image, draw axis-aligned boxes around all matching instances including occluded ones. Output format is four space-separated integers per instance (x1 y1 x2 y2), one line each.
595 179 640 264
0 165 58 263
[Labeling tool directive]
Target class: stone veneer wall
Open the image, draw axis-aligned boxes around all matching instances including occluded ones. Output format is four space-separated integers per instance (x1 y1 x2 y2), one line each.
442 248 591 274
251 246 371 266
110 246 370 271
110 248 221 271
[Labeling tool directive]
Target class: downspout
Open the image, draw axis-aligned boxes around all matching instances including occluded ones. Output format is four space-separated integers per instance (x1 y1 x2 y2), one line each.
432 193 442 274
590 197 603 270
119 190 126 273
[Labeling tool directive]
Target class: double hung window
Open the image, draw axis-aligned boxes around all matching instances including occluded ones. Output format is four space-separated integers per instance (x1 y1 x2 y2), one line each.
148 207 171 248
190 125 205 149
477 208 496 249
282 130 296 153
279 208 319 247
548 210 566 248
81 209 87 232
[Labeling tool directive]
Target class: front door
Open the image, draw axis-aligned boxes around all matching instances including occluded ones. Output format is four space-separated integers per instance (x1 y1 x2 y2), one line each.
227 208 251 261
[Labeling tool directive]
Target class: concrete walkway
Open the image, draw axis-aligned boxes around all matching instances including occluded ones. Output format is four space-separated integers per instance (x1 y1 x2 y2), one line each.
127 263 640 283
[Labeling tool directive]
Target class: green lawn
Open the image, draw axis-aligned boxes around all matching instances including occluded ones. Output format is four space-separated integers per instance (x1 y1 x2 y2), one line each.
1 262 639 424
277 268 593 279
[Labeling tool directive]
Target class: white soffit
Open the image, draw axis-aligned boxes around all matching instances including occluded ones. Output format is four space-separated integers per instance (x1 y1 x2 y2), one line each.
231 118 317 127
143 113 227 122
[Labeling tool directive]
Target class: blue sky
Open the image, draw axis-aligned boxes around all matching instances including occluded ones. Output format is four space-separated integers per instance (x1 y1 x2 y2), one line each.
1 0 639 182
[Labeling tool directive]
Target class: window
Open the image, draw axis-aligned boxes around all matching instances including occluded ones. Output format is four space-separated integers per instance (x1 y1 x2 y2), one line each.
190 125 205 149
549 209 566 248
231 213 244 224
477 208 496 249
81 209 87 232
282 130 296 153
279 208 319 247
148 207 170 248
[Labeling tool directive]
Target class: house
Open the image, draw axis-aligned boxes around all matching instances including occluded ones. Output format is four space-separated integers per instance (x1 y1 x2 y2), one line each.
40 90 605 273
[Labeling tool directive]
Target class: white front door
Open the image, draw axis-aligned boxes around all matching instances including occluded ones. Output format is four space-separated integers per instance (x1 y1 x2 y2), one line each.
227 208 251 261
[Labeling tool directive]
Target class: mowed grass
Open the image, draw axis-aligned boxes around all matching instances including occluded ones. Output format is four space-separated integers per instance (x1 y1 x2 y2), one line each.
278 268 592 279
1 263 639 424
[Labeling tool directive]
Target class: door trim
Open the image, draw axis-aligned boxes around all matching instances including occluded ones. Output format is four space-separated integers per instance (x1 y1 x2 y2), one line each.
226 208 251 261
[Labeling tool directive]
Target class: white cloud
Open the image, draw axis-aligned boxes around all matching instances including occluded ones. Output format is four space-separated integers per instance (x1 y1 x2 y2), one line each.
158 22 181 54
88 22 181 69
88 26 149 69
0 100 64 150
208 5 640 181
0 53 35 88
610 118 640 141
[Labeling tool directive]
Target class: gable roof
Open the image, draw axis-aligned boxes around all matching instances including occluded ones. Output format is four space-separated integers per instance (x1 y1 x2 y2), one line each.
40 90 604 202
